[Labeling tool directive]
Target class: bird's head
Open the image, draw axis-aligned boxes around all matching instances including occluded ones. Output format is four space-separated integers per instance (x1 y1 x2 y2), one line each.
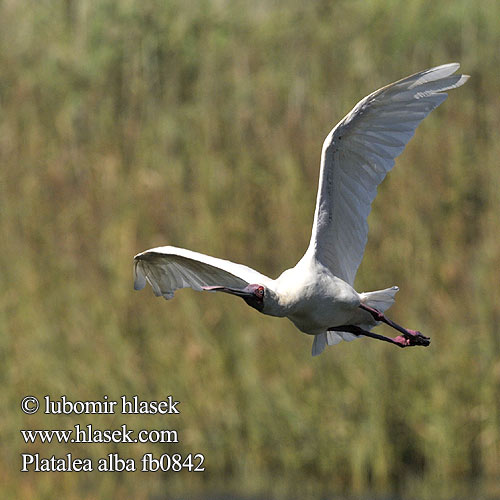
203 284 266 312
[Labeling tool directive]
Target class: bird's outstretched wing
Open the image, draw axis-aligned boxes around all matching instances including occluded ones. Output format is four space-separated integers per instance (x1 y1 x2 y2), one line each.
134 246 273 299
306 63 468 285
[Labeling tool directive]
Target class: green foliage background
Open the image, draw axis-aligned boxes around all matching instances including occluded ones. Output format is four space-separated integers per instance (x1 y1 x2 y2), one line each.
1 0 499 498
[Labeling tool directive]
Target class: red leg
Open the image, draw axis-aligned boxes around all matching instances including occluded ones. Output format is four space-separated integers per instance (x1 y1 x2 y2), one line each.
328 325 423 348
359 304 430 346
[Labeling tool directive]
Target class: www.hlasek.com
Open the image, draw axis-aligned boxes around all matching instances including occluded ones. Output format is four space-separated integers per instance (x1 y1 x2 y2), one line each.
20 395 205 473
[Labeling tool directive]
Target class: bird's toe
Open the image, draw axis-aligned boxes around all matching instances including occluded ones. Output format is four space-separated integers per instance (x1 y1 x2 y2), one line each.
405 329 430 347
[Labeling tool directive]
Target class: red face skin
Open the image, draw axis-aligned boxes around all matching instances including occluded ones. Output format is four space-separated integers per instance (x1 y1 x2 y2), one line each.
239 284 265 311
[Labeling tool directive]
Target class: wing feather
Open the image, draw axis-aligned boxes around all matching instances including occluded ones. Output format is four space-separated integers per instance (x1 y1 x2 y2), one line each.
134 246 273 300
305 63 468 284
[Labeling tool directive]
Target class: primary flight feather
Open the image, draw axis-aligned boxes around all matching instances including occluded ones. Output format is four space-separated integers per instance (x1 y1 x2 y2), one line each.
134 63 468 356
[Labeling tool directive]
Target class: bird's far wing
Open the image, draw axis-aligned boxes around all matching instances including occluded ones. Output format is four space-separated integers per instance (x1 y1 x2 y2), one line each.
134 245 273 299
306 63 468 285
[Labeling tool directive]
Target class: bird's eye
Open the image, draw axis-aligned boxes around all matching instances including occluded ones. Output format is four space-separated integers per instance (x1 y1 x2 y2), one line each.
256 286 264 298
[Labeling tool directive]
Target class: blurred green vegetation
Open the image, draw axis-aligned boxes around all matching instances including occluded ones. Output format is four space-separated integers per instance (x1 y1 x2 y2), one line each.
1 0 500 498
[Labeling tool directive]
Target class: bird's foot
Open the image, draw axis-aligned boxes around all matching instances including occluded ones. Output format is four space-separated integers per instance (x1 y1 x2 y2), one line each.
402 329 430 347
392 331 430 348
393 335 411 347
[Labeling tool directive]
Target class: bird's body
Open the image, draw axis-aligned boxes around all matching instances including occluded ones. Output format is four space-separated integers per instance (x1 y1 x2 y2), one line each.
134 63 468 356
270 257 362 333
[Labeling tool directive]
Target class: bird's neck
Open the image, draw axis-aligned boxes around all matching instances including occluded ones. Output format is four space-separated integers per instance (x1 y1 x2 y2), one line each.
260 282 291 318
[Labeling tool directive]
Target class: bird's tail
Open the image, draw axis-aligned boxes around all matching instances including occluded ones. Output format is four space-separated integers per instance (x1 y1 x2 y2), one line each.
359 286 399 313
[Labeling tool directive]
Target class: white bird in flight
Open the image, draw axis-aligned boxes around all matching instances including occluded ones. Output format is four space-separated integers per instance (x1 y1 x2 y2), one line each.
134 63 468 356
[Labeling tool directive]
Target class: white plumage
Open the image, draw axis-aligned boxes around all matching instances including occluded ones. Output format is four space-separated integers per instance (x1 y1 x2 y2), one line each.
134 63 468 356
